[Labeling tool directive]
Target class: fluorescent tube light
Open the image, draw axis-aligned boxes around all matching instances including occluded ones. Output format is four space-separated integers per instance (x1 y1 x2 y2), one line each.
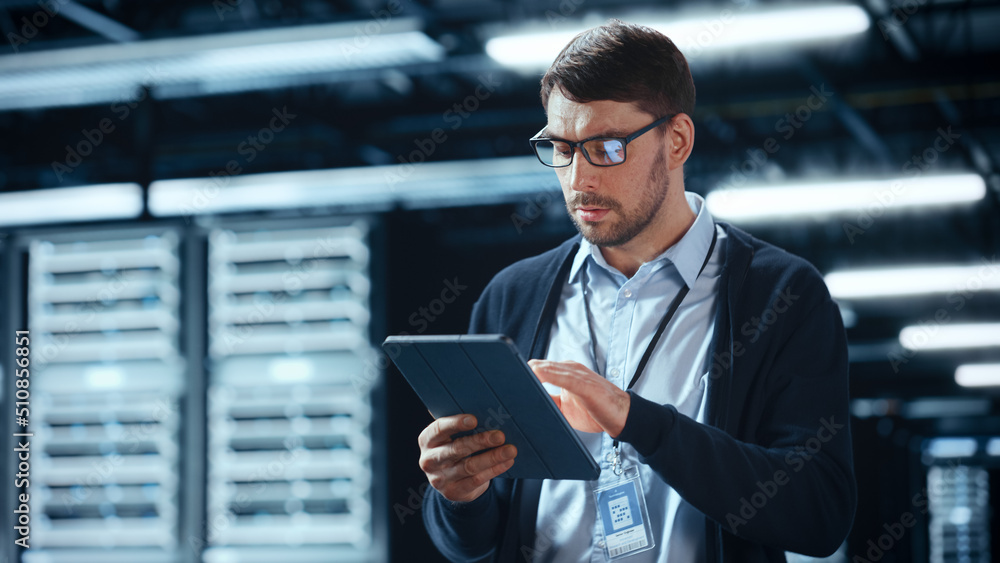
148 156 555 217
706 174 986 223
825 263 1000 300
987 438 1000 456
486 31 578 69
678 5 869 49
955 363 1000 388
486 5 869 68
900 323 1000 351
0 183 143 227
0 20 443 110
925 437 978 458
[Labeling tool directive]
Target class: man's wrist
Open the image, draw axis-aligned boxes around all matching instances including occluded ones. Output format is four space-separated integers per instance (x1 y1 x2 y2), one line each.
615 390 676 456
611 387 632 439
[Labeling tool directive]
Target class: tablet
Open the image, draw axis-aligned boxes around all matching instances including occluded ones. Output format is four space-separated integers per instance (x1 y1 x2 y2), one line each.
382 334 601 481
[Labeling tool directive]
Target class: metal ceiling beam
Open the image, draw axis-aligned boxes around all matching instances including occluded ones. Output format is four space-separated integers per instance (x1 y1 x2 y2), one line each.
865 0 921 61
865 0 1000 203
59 1 139 42
796 58 894 169
0 0 143 42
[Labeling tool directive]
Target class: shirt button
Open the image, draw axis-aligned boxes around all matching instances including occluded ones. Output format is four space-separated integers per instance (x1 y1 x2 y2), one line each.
622 289 632 298
597 540 606 549
610 367 621 378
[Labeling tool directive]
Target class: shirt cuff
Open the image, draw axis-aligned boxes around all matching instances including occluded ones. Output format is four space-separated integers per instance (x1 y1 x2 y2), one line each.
615 390 677 457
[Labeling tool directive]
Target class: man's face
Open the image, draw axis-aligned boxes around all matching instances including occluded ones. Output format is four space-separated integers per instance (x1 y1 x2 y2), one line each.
545 89 670 248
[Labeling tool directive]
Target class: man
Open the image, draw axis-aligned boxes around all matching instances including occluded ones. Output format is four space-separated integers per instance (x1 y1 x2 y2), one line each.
417 19 856 562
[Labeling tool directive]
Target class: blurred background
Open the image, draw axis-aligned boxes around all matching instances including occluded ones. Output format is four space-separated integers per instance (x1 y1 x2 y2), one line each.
0 0 998 561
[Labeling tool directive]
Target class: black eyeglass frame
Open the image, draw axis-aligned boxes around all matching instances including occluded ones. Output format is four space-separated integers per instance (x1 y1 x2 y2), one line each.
528 114 676 168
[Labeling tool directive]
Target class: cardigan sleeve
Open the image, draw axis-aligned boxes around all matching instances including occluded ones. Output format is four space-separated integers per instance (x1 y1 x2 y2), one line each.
423 482 502 563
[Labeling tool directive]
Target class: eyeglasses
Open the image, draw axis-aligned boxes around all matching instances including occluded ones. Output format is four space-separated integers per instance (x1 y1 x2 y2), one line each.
528 114 675 168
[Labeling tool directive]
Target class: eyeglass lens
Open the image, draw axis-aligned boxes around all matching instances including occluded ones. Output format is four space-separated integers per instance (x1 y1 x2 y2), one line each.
534 138 626 167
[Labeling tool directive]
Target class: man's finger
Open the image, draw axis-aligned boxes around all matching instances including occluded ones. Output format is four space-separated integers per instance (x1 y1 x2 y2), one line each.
438 456 517 502
461 444 517 477
448 430 505 460
419 414 477 449
460 455 517 489
532 362 588 392
420 430 504 473
430 443 516 484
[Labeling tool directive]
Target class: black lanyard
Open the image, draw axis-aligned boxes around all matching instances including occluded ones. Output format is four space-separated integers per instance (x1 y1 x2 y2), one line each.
581 228 718 447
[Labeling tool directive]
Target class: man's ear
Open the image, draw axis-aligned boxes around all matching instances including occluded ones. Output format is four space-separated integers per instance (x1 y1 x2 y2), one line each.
666 113 695 171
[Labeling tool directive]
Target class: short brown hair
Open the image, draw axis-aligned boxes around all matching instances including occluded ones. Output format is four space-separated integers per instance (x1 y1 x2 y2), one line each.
540 19 695 123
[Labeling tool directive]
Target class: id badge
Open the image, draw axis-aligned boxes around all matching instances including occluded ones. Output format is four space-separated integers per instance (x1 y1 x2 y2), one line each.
593 466 655 559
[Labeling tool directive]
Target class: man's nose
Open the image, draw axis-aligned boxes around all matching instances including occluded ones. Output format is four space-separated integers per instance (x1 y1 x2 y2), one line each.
566 148 599 192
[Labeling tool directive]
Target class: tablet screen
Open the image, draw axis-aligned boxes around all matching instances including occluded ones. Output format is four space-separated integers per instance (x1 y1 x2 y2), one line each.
383 334 601 481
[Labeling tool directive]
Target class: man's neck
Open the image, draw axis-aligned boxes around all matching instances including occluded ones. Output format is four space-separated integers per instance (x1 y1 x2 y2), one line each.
599 204 697 279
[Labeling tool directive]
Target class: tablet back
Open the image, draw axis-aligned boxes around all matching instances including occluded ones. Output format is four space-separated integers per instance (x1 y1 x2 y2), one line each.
383 334 601 481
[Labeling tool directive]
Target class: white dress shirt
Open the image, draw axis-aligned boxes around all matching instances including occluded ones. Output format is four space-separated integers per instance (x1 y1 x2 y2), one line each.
533 192 727 562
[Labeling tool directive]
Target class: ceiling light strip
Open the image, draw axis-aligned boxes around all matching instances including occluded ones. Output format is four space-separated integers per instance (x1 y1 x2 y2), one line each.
485 5 870 67
706 174 986 223
0 183 144 227
825 262 1000 300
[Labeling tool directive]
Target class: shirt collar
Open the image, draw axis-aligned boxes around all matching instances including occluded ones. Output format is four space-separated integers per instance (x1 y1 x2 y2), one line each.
568 191 715 288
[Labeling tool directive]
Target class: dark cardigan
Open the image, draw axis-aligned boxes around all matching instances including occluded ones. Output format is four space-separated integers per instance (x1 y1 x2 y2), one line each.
423 222 856 562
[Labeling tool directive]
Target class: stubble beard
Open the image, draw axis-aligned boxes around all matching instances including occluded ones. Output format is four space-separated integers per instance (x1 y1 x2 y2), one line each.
566 150 670 248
